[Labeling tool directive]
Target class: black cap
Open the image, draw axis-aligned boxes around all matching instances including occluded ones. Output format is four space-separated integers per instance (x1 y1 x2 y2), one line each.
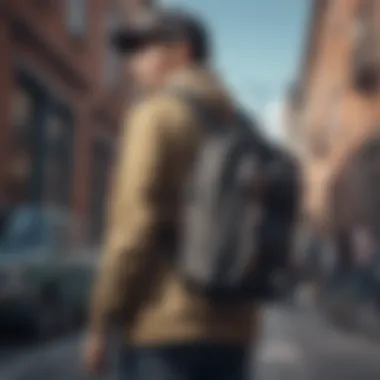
111 9 210 63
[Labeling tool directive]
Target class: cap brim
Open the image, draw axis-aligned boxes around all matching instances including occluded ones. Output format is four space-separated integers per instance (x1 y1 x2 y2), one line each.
110 29 151 54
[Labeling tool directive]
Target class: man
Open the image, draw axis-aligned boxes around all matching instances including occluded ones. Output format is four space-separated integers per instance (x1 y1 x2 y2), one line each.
84 9 258 380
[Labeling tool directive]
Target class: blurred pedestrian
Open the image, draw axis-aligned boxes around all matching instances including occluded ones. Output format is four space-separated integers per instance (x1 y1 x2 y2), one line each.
352 227 376 303
83 8 259 380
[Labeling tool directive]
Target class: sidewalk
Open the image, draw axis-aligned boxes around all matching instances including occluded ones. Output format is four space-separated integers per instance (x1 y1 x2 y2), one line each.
292 281 380 342
320 299 380 342
352 305 380 340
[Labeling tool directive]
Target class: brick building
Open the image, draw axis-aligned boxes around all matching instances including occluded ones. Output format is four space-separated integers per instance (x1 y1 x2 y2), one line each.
288 0 380 236
283 82 305 156
0 1 152 241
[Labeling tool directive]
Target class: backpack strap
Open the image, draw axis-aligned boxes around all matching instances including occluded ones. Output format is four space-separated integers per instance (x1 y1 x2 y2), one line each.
164 87 226 132
155 89 219 254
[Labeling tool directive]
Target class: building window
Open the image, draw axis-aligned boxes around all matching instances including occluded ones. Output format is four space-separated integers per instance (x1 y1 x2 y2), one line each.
67 0 87 38
10 78 40 202
11 71 75 205
44 106 74 207
12 86 35 143
88 131 113 243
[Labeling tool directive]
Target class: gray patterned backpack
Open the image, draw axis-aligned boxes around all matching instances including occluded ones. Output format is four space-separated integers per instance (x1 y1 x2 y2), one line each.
174 95 299 301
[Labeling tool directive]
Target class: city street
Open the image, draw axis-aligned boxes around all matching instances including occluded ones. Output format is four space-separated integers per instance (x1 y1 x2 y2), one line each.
1 305 380 379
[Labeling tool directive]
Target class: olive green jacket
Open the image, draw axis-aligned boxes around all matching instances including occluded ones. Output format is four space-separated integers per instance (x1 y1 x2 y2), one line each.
89 67 260 345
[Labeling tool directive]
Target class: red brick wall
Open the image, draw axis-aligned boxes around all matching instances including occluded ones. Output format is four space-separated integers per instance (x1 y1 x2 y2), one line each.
0 0 111 218
0 14 13 203
0 0 155 237
7 0 106 93
301 0 380 232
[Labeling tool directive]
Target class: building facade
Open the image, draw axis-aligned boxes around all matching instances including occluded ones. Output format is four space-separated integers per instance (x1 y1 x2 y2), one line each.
0 1 152 241
283 82 305 156
290 0 380 235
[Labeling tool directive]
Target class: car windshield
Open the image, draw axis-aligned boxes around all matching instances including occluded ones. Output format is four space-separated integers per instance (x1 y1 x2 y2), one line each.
0 209 50 253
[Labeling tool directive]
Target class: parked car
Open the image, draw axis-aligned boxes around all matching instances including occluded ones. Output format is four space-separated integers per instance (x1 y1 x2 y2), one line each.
0 205 97 339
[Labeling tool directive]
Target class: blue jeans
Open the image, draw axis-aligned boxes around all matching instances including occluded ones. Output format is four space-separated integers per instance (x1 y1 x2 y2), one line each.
119 343 251 380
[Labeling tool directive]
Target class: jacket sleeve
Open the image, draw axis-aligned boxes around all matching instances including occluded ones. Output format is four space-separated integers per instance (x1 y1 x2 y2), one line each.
88 99 171 334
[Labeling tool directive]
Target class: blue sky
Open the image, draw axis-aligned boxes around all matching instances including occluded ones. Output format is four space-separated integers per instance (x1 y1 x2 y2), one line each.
161 0 311 139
